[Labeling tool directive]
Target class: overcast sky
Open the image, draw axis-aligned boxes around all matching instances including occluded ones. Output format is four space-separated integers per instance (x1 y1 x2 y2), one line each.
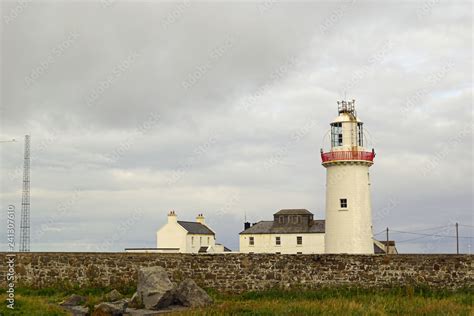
0 0 472 253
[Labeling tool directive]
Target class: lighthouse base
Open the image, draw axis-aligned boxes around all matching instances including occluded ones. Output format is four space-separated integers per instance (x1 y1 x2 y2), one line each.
324 161 374 254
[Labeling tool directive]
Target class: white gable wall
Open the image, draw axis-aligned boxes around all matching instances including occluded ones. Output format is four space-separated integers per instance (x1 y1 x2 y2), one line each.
156 221 188 252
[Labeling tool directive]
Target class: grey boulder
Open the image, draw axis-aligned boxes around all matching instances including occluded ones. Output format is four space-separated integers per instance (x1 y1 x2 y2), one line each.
93 299 128 316
175 279 213 308
137 267 176 310
105 289 123 302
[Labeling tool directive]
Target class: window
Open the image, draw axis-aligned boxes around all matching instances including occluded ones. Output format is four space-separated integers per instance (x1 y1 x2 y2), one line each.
292 216 297 224
276 252 281 254
331 123 343 147
297 252 302 254
297 236 303 245
249 236 254 246
191 236 194 245
279 216 283 224
200 237 202 244
207 237 210 244
275 236 281 246
340 198 348 208
357 123 364 146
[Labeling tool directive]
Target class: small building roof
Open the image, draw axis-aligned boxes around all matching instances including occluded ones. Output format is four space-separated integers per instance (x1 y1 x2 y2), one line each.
178 221 215 235
274 209 313 215
240 220 325 234
216 243 233 252
380 241 396 246
374 240 398 254
374 243 385 254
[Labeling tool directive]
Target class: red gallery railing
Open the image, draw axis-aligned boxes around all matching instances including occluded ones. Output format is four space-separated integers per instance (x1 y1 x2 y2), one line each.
321 150 375 163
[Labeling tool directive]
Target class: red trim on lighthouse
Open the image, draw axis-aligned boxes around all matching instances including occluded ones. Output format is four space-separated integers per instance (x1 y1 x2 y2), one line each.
321 151 375 163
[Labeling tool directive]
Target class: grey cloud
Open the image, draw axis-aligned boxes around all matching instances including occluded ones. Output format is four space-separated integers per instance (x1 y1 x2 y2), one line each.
0 1 472 253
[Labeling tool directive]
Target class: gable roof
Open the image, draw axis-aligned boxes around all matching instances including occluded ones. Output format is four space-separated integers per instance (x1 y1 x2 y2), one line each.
240 220 325 234
177 221 215 235
274 209 313 215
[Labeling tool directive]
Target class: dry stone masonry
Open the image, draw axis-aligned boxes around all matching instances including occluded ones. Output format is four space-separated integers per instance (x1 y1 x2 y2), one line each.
0 253 472 293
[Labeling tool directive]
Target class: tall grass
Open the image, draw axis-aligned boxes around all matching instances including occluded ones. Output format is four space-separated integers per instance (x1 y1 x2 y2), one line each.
0 286 472 315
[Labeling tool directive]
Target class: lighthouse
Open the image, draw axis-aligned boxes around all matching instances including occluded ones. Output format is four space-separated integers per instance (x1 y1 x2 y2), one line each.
321 100 375 254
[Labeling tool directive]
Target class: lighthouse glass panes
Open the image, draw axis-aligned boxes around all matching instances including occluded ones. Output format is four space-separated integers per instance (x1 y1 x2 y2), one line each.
357 123 364 146
331 123 343 147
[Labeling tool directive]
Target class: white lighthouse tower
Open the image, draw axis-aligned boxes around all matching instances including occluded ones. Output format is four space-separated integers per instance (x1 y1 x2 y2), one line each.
321 100 375 254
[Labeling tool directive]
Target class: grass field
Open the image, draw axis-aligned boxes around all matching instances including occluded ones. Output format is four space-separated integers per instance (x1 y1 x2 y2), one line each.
0 287 472 315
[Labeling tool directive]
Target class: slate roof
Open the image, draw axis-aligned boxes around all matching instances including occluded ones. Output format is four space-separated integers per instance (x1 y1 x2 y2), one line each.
178 221 215 235
240 220 325 234
274 209 313 215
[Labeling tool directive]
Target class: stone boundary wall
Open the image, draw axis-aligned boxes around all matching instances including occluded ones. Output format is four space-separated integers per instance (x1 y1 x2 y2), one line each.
0 253 472 293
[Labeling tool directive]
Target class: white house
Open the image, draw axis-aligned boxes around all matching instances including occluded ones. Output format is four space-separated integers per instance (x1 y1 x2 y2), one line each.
156 211 230 253
239 209 325 254
239 208 397 254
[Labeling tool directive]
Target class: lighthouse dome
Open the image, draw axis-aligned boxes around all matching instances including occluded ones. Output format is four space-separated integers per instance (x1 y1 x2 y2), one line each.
331 112 363 124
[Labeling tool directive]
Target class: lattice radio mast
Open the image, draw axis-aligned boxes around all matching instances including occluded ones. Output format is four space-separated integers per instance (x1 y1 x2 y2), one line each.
19 135 31 252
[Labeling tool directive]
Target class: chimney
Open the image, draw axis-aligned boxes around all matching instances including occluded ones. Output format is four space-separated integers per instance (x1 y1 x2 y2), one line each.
168 210 177 224
244 222 251 230
196 213 205 224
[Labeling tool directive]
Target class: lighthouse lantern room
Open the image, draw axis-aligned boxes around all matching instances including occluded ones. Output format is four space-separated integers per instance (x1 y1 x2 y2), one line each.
321 100 375 254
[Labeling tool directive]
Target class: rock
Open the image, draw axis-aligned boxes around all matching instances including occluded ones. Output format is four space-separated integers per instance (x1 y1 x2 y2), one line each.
62 305 90 316
60 294 87 306
105 289 123 302
93 299 128 316
137 267 176 310
175 279 213 308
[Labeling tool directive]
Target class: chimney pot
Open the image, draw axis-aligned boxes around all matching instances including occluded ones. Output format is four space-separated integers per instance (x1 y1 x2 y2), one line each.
196 213 205 224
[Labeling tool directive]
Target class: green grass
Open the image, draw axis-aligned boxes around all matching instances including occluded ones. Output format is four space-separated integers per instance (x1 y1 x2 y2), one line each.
181 287 473 316
0 286 134 315
0 287 472 315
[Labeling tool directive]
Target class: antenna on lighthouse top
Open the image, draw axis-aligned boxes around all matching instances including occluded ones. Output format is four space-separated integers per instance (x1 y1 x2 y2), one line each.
337 99 357 117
